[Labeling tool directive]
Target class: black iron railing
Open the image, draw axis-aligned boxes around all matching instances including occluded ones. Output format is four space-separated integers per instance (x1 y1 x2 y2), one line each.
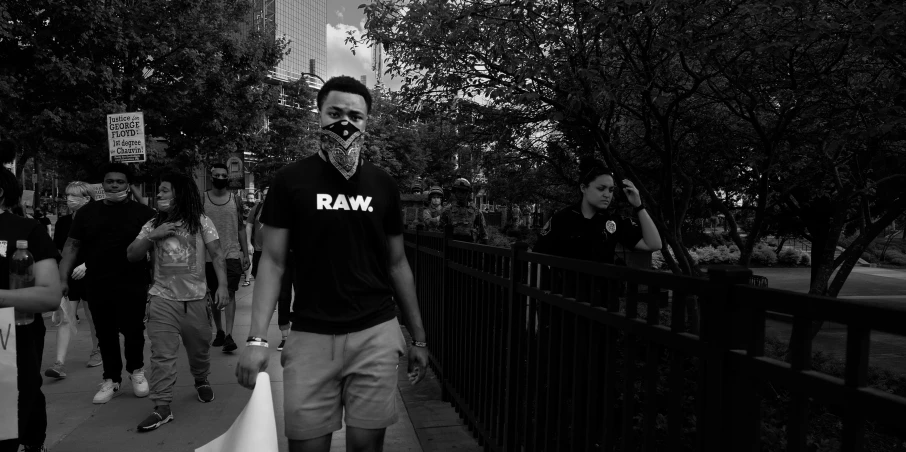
402 229 906 451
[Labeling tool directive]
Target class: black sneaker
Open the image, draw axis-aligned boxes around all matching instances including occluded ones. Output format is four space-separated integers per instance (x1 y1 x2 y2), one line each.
195 379 215 403
21 445 47 452
222 334 237 353
277 340 285 351
212 330 225 347
137 406 173 432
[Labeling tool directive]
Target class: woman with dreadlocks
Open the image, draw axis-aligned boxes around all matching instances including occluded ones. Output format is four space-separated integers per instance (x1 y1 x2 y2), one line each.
126 172 229 432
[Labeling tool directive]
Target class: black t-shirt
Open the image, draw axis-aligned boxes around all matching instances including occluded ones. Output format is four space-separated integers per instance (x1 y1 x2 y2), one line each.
533 203 643 264
68 200 155 288
260 154 404 334
0 212 60 291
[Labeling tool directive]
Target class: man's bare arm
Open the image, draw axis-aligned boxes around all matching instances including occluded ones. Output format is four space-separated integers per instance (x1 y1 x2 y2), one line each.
248 226 289 338
59 238 81 282
386 234 426 343
0 259 62 312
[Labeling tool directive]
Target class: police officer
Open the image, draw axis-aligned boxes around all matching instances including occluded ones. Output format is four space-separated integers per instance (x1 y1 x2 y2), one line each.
439 178 489 243
533 158 662 263
421 185 444 230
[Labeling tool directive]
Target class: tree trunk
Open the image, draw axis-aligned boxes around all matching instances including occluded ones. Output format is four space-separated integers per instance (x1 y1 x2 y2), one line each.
775 237 787 255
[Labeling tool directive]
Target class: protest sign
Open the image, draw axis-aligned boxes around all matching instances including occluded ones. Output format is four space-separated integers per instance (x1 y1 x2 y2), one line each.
196 373 277 452
0 308 18 441
107 112 146 163
88 184 106 201
21 190 34 207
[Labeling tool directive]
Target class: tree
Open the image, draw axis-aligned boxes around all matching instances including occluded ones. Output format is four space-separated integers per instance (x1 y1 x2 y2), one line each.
0 0 286 183
357 0 906 290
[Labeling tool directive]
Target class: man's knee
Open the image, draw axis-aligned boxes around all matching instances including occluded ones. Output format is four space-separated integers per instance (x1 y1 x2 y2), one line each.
346 427 386 452
288 434 332 452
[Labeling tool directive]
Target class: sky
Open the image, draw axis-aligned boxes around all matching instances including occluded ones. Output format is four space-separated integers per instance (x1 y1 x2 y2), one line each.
325 0 404 91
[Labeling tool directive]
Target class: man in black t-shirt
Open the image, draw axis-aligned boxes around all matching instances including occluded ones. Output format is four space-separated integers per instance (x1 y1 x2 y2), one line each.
59 163 155 405
0 168 62 452
236 76 429 452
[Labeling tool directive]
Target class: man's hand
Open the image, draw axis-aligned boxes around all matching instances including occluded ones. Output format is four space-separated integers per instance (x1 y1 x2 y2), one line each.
148 223 178 241
241 254 251 271
60 281 69 298
236 345 269 389
71 263 87 280
214 286 230 310
407 346 430 385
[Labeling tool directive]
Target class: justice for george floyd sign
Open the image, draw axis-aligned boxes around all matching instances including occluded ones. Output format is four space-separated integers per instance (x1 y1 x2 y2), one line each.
0 308 17 441
107 112 146 163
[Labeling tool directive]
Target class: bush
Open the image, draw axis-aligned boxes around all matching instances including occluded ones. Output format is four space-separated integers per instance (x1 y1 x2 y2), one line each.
777 247 801 266
651 250 665 270
751 244 778 266
798 253 811 266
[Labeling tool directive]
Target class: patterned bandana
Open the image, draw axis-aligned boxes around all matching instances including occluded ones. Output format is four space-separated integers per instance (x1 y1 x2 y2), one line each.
320 120 364 180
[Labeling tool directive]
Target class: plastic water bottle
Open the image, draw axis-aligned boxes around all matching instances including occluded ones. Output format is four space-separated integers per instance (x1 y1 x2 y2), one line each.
10 240 35 326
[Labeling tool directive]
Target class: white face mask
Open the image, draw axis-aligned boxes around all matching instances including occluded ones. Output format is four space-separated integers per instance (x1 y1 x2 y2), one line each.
105 189 129 202
67 196 89 212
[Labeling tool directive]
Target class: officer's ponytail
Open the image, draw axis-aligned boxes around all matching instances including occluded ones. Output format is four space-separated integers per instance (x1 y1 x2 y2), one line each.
578 157 612 187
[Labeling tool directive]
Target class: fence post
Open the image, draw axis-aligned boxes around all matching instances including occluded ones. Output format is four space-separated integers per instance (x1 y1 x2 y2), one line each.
503 242 529 451
414 227 420 289
706 266 756 452
440 229 451 403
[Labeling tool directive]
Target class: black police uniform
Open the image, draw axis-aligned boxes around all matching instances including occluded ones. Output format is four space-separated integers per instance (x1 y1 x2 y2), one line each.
533 203 643 264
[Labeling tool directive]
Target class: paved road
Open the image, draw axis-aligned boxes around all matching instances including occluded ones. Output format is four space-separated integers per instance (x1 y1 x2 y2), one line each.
751 267 906 375
39 282 422 452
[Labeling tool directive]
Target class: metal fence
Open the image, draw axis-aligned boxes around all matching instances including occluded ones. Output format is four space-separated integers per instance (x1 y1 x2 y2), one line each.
403 229 906 452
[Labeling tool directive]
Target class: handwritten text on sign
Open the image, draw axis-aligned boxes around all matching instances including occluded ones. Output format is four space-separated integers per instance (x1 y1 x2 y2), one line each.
0 308 18 441
107 112 146 163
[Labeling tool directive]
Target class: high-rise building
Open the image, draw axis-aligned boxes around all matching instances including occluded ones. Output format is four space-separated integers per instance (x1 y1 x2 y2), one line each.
273 0 326 87
243 0 326 88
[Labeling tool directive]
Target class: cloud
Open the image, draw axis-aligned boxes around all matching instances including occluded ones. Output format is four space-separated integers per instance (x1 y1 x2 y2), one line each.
325 24 404 91
336 6 345 21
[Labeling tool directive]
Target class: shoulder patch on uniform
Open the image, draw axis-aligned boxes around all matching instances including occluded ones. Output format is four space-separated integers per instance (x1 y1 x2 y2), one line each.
540 219 552 236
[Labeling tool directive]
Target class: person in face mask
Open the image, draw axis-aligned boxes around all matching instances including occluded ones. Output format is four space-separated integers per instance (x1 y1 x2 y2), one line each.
59 163 156 405
127 172 228 431
235 76 429 452
45 182 102 381
202 163 250 353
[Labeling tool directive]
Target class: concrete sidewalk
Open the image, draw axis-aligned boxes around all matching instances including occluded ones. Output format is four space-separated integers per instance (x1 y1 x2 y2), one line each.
39 282 422 452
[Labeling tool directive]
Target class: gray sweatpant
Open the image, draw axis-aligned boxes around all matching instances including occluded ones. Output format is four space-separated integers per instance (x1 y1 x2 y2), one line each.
147 295 212 404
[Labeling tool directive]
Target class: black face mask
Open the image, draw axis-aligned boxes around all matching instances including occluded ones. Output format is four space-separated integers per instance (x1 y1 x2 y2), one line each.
212 179 228 190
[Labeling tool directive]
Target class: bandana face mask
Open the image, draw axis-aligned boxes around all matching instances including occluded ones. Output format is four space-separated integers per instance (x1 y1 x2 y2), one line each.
320 120 364 180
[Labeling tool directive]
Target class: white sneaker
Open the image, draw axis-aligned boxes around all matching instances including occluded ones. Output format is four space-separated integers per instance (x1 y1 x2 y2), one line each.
93 379 121 404
131 369 150 398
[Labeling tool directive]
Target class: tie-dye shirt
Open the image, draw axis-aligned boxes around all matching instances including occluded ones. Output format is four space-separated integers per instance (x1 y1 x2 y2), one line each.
138 215 219 301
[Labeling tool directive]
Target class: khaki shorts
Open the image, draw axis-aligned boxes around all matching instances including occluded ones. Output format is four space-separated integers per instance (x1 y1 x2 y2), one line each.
281 318 406 440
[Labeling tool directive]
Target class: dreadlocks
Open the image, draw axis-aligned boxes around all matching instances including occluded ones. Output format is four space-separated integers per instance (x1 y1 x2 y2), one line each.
154 172 204 235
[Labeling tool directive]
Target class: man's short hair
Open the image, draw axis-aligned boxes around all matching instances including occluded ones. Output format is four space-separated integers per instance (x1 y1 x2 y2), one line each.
100 162 133 183
317 76 372 113
0 168 22 209
211 163 228 173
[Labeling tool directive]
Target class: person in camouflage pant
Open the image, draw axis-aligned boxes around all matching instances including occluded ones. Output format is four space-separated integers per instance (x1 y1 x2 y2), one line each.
421 186 445 230
439 178 489 243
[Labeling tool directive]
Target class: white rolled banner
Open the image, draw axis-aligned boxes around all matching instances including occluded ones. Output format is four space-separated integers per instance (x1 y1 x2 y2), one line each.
195 372 278 452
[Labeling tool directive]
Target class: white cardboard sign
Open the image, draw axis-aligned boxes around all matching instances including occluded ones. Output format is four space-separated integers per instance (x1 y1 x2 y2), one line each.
0 308 18 441
107 112 146 163
196 372 278 452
